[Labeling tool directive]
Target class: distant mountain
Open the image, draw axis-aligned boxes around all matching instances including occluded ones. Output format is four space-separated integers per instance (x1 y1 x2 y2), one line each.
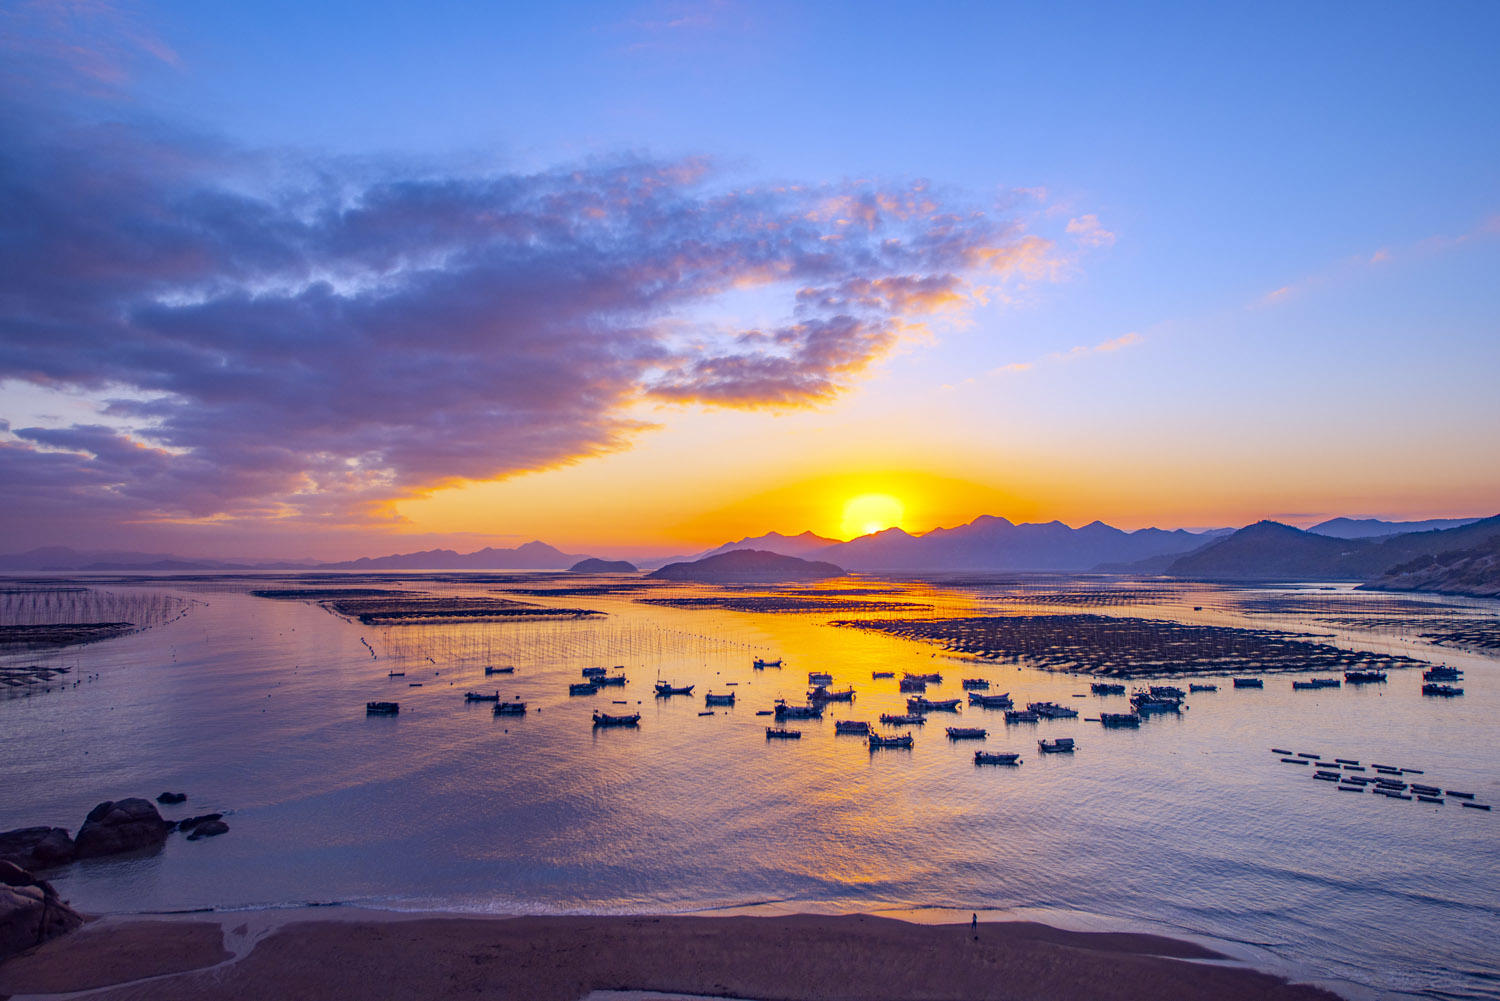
1308 516 1483 539
324 541 585 571
692 531 840 561
812 516 1231 572
1165 515 1500 580
1359 533 1500 598
568 557 638 573
0 546 262 571
647 549 846 582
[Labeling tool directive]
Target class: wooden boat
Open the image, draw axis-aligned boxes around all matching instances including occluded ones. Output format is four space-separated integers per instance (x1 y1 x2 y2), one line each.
484 666 514 675
1423 665 1462 681
774 702 824 719
1129 693 1181 714
654 682 694 697
961 678 990 690
1004 709 1040 724
1027 701 1078 719
809 686 855 702
879 713 926 725
908 696 960 713
752 657 782 669
1422 683 1463 697
593 674 626 686
869 733 913 749
569 682 599 695
387 671 406 678
968 692 1013 709
898 678 928 693
1344 670 1386 683
945 726 987 740
463 691 500 702
871 671 895 679
1188 683 1218 692
494 701 527 715
1099 712 1140 728
1232 677 1263 688
974 751 1021 766
592 711 639 727
1038 737 1076 753
365 701 399 715
766 727 801 740
581 667 607 677
904 672 942 684
1148 685 1186 700
834 720 871 735
808 671 834 685
1090 682 1125 695
705 692 736 706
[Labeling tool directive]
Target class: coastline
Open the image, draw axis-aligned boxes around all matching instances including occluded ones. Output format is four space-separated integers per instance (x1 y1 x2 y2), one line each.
0 907 1348 1001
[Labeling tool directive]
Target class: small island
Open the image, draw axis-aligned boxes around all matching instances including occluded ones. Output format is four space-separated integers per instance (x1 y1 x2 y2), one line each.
568 557 638 573
646 549 846 583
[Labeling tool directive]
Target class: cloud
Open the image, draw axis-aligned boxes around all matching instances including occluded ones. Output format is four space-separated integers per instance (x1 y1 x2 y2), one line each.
1066 213 1115 249
991 332 1143 376
0 99 1068 542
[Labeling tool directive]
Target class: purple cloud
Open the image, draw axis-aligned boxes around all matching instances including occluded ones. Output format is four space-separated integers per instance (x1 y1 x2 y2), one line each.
0 103 1059 541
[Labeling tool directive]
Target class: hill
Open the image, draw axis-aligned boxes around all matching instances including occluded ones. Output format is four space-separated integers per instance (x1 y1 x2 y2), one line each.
1359 534 1500 597
568 558 638 573
1308 516 1483 539
646 549 846 582
323 541 585 570
692 531 840 561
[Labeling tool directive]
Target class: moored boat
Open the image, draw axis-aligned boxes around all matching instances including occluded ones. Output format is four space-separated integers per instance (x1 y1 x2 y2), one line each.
879 713 926 725
1149 685 1186 700
974 750 1021 765
1422 683 1464 697
1100 712 1141 728
809 685 855 702
834 720 871 735
593 674 626 686
1038 737 1076 753
592 711 639 727
753 657 783 669
569 682 599 695
871 671 894 679
1004 709 1040 724
775 702 824 719
908 696 961 713
365 701 399 715
869 733 914 749
1344 670 1387 683
1423 665 1462 681
961 678 990 690
463 691 500 702
766 727 801 740
1090 682 1125 695
1232 677 1263 688
904 672 942 684
494 701 527 715
705 692 736 706
808 671 834 685
1188 683 1218 692
1027 701 1078 719
484 665 514 675
654 682 694 697
582 666 607 677
899 678 928 693
945 726 987 740
968 692 1013 708
387 671 406 678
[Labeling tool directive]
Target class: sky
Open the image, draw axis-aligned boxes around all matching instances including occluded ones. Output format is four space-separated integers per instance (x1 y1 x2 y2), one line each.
1 0 1497 560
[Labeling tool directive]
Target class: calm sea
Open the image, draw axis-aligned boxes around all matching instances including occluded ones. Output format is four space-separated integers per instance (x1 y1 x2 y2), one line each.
2 573 1497 1001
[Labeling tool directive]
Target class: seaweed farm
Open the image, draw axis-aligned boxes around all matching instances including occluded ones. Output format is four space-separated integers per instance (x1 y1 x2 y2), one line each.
636 594 931 614
831 612 1434 678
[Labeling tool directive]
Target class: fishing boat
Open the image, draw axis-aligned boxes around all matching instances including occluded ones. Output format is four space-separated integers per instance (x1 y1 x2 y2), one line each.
569 682 599 696
1004 709 1040 724
592 711 639 727
1149 685 1186 700
1038 737 1076 753
582 667 607 678
593 674 626 687
1188 683 1218 692
1422 683 1464 697
974 751 1021 766
871 671 895 679
365 701 399 715
961 678 990 690
484 665 514 675
654 682 694 697
387 671 406 678
705 692 736 706
908 696 961 713
904 672 942 684
945 726 987 740
809 686 855 702
968 692 1013 708
834 720 871 735
464 691 500 702
752 657 783 669
1344 670 1387 683
898 678 928 693
1423 665 1462 681
1090 682 1125 695
774 702 824 719
869 733 913 749
1099 712 1141 728
808 671 834 685
766 727 801 740
879 713 926 725
1027 701 1078 719
494 701 527 715
1129 691 1181 714
1232 677 1264 688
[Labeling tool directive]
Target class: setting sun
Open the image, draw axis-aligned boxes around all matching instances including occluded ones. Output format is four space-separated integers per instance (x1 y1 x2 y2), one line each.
840 493 905 539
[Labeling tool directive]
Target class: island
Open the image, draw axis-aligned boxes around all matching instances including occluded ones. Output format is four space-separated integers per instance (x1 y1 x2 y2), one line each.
646 548 846 583
568 557 638 573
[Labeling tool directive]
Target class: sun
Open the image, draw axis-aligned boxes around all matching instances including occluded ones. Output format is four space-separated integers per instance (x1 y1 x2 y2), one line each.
840 493 905 539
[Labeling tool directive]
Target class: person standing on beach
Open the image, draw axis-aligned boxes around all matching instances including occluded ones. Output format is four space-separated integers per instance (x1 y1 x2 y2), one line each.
971 913 978 940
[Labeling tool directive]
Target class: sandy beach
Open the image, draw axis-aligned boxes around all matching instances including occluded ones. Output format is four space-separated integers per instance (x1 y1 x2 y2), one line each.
0 909 1342 1001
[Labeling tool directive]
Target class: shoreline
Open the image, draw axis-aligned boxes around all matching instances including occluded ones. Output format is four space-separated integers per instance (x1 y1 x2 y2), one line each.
0 906 1354 1001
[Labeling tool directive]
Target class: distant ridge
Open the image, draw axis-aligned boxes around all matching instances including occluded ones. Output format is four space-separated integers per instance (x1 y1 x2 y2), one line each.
692 531 840 561
1308 516 1483 539
647 549 845 582
1359 533 1500 598
324 541 586 571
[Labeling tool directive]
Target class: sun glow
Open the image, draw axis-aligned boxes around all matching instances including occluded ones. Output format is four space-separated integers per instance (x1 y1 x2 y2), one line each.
840 493 905 539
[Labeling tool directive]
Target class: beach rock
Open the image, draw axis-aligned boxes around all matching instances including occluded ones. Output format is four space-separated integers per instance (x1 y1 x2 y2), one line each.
73 799 171 859
157 792 187 805
186 820 229 841
0 827 75 871
176 813 223 833
0 867 83 961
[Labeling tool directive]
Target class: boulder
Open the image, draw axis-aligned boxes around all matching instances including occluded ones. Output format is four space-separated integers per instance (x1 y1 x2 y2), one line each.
0 869 83 960
157 792 187 805
185 820 229 841
0 827 75 871
73 799 171 860
177 813 223 833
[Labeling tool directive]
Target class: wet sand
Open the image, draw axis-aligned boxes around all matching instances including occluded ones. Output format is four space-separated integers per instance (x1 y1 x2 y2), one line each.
0 910 1342 1001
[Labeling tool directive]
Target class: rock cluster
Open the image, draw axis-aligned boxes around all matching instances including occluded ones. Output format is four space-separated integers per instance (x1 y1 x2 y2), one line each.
74 799 174 860
0 860 83 961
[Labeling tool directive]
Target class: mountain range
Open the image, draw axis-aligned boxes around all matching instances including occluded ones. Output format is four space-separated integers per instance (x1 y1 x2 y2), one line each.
1306 516 1482 539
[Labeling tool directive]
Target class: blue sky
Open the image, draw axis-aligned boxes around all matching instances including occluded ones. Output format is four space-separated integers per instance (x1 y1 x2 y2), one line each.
1 0 1496 556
